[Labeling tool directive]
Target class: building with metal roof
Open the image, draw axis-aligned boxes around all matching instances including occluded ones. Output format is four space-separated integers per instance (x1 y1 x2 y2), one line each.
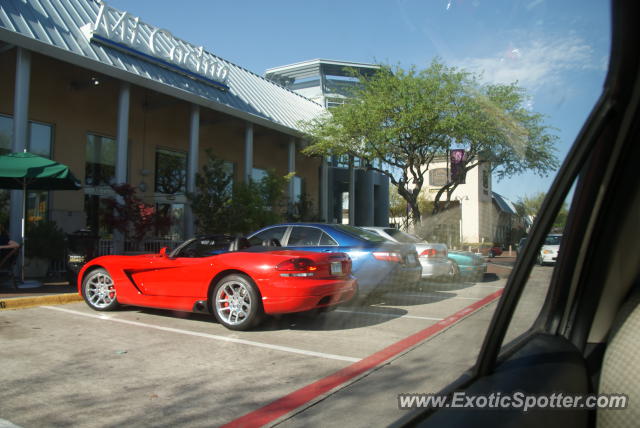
0 0 336 250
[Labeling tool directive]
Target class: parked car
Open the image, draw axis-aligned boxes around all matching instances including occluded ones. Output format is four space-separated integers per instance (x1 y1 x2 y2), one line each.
477 244 503 258
78 235 356 330
516 237 527 258
247 223 422 296
361 226 460 282
538 233 562 265
447 250 487 282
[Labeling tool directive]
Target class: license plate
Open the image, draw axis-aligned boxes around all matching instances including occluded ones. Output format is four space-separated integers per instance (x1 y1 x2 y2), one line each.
406 254 416 264
331 262 342 275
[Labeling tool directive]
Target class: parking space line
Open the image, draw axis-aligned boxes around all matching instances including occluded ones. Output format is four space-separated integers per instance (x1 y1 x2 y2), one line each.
335 309 443 321
41 306 360 363
222 288 504 428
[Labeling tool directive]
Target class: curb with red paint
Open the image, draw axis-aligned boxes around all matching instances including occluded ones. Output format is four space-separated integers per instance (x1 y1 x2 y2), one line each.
222 288 504 428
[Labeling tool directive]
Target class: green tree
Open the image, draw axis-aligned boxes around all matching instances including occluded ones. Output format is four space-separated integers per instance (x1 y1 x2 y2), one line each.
433 82 559 213
187 150 290 235
302 59 559 224
516 192 569 233
187 150 233 234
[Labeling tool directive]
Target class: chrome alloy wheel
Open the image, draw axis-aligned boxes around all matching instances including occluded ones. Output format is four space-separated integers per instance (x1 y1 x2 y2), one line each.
215 279 252 326
85 270 117 310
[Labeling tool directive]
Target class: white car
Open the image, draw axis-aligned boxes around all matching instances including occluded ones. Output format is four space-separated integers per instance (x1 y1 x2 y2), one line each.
362 227 459 282
538 234 562 265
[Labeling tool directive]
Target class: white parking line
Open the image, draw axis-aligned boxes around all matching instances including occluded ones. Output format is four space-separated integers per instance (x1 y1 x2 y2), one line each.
42 306 360 363
335 309 443 321
475 285 505 289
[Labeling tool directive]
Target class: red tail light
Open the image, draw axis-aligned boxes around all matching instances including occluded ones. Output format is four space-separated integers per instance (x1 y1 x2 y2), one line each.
372 251 402 262
276 258 318 277
419 249 437 258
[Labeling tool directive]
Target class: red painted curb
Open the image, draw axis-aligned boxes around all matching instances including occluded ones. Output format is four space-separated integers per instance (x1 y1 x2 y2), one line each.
222 288 504 428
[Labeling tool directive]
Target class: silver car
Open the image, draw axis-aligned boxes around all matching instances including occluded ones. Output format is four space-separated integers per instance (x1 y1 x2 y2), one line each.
362 227 459 282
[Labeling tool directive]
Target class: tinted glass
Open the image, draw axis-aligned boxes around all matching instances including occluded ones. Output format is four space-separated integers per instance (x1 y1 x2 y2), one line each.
288 226 323 246
384 228 421 243
333 224 387 243
248 226 288 246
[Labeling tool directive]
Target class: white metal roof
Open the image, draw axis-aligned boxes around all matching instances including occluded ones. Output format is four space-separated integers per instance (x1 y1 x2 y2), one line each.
0 0 325 135
266 58 381 81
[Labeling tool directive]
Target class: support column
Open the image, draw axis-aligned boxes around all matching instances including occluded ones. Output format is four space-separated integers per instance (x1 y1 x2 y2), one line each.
320 157 329 222
185 104 199 238
113 82 130 253
355 169 374 226
9 48 31 243
288 138 296 211
244 122 253 182
348 156 355 225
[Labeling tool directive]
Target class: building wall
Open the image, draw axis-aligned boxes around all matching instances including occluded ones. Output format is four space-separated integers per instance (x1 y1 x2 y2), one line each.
1 50 321 234
421 159 495 244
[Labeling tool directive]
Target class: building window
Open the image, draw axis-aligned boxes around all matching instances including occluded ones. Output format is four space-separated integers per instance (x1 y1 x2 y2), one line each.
155 148 187 194
251 167 267 182
292 176 303 203
0 115 53 223
156 203 185 241
429 168 449 187
85 134 116 187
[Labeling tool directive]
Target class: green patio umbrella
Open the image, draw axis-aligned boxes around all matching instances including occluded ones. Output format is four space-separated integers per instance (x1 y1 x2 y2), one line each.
0 151 81 285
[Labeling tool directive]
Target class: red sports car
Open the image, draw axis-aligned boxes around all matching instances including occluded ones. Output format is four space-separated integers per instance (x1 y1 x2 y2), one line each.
77 235 356 330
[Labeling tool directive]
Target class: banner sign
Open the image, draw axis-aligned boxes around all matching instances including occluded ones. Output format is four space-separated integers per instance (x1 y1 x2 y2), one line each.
450 149 467 184
81 1 230 91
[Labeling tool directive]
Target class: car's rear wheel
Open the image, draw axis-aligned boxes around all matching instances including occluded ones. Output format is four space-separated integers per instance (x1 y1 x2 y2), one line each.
212 274 263 330
82 268 119 311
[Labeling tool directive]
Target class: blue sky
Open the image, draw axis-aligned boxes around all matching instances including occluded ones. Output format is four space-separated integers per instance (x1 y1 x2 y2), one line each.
108 0 610 202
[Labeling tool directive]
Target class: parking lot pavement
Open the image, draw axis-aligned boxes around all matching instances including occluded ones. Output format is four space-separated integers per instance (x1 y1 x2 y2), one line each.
0 272 531 427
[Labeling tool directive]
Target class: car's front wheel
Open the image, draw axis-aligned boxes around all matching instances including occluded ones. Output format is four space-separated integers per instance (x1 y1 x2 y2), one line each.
212 274 263 331
82 268 120 311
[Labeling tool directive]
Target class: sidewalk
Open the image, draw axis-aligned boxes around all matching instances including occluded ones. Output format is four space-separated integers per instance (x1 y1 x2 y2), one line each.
0 279 82 310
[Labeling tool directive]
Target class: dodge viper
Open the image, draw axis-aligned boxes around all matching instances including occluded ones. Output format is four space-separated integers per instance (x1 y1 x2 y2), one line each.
77 235 356 330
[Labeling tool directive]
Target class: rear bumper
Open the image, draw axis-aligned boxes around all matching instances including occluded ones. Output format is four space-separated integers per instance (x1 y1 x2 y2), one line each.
375 265 422 292
262 279 357 314
419 258 452 278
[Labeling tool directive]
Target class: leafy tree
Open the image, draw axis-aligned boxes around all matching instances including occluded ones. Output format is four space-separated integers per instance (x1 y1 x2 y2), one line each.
302 59 559 224
187 150 233 234
433 82 559 213
516 192 569 232
187 150 290 235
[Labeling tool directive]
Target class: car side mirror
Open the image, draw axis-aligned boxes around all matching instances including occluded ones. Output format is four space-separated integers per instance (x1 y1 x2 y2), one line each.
159 247 169 258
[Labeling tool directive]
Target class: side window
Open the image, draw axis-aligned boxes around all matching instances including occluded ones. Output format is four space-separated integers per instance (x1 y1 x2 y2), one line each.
319 232 338 246
288 227 323 247
248 226 288 246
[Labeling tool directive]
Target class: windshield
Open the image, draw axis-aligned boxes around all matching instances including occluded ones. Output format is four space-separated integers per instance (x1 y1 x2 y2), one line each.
0 1 611 427
333 224 387 243
384 228 422 243
544 235 562 246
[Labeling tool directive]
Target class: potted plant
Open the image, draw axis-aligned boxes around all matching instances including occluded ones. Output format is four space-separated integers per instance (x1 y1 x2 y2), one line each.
25 220 66 278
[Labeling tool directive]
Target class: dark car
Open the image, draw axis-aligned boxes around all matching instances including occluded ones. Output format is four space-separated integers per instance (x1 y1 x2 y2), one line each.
247 223 422 296
516 237 527 258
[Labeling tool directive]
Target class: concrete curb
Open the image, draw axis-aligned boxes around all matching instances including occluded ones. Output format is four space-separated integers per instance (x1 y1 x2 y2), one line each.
0 293 83 310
